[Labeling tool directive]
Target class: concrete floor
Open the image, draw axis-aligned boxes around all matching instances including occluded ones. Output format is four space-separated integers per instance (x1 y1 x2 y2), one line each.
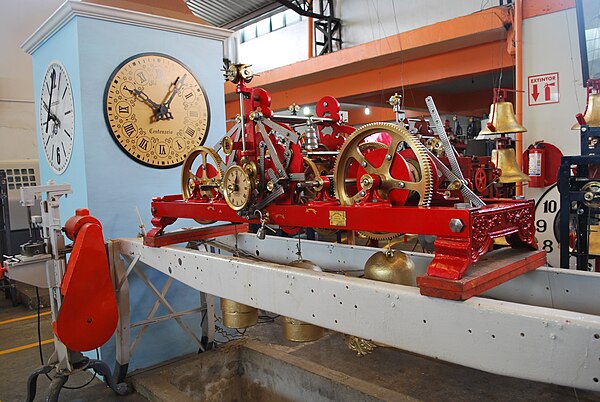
0 293 147 402
132 317 600 402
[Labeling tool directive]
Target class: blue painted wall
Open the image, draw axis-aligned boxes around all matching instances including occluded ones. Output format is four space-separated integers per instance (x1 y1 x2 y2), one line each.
31 14 227 371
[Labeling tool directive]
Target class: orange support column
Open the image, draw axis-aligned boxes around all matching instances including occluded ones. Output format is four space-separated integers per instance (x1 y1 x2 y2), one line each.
515 0 524 196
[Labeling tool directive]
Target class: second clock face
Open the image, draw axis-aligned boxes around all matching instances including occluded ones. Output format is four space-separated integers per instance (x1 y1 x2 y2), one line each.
104 53 210 168
40 61 74 174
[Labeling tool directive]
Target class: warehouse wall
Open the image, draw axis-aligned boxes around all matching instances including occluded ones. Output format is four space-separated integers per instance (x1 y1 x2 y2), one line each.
0 0 63 161
522 6 585 268
522 7 584 158
234 19 309 73
236 0 495 73
339 0 496 47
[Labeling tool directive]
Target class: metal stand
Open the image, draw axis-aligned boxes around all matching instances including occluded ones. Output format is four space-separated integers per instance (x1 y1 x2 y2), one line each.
109 239 215 383
3 184 128 399
558 125 600 269
25 357 127 402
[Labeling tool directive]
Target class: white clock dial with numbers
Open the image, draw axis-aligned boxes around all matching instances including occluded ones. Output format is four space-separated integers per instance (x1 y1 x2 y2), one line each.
40 61 74 174
533 184 576 269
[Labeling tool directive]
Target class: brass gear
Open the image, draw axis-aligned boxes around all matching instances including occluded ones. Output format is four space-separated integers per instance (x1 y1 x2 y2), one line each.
301 157 324 200
334 122 434 240
181 146 224 201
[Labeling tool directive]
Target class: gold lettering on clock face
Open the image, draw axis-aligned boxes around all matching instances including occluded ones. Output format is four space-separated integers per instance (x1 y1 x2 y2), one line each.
104 54 210 168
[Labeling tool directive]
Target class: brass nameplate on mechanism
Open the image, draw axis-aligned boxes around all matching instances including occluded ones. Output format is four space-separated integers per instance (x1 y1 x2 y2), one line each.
329 211 346 226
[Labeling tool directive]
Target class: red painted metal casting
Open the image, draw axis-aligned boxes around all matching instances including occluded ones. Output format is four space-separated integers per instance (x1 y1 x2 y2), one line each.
54 209 118 352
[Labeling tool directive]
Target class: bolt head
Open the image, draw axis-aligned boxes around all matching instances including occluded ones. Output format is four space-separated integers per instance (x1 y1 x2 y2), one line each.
361 161 368 167
449 218 464 233
386 154 393 161
359 191 366 197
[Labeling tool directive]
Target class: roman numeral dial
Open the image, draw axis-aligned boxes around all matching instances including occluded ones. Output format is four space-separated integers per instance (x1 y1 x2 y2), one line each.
104 53 210 168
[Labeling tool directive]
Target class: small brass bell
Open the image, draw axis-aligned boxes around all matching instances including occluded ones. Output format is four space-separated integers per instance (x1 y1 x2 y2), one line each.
282 260 325 342
221 299 258 329
479 101 527 135
572 93 600 130
491 148 530 183
363 249 417 286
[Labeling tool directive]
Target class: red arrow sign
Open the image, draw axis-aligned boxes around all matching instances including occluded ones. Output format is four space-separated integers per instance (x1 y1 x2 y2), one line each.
532 84 540 101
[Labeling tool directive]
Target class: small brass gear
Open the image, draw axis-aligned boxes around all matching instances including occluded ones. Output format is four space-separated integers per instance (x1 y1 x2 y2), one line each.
300 157 324 202
334 122 434 240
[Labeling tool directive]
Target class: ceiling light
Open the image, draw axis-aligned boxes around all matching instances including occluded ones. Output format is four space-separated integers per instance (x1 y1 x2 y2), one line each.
303 106 311 116
364 106 371 115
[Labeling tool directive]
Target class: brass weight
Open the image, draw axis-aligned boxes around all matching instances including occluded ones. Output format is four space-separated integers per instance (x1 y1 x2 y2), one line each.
282 260 325 342
220 298 258 329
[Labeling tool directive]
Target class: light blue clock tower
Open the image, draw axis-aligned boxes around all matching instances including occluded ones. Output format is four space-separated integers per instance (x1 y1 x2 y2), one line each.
22 0 231 372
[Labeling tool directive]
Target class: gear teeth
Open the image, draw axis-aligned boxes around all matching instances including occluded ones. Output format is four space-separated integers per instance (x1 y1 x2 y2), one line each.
332 122 435 240
334 122 435 208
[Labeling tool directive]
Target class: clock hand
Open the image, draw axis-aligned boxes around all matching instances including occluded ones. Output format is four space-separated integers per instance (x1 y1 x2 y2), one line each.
42 101 60 124
157 74 187 120
45 69 56 133
126 87 161 110
166 74 187 107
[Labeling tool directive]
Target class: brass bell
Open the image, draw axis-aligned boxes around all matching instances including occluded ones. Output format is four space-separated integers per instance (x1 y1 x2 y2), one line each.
220 299 258 329
491 148 530 183
363 249 416 286
479 101 527 135
572 93 600 129
344 249 416 356
282 260 325 342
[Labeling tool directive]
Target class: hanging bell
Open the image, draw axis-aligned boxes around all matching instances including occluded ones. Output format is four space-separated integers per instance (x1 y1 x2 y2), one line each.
479 101 527 135
282 260 325 342
572 93 600 130
491 148 530 183
221 299 258 329
364 249 416 286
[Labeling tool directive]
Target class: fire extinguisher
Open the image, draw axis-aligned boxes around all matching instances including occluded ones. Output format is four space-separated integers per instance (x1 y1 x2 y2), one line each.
527 141 545 188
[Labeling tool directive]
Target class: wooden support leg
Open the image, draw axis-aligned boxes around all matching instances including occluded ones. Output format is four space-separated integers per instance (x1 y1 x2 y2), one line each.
427 237 472 280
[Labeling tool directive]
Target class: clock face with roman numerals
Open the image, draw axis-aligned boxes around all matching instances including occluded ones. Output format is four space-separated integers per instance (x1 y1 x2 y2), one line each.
103 53 210 168
40 61 74 174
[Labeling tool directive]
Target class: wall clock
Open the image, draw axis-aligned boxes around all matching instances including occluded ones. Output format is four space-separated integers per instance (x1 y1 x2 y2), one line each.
40 61 74 174
104 53 210 168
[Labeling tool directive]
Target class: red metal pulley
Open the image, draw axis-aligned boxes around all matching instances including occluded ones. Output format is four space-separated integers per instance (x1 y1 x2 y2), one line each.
54 210 118 352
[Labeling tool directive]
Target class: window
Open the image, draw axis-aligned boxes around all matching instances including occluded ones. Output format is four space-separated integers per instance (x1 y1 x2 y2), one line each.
240 10 303 43
577 0 600 83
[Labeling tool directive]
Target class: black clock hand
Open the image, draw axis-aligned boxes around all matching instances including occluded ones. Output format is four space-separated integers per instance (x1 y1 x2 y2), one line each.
45 69 56 133
165 74 186 108
157 74 187 120
42 101 60 124
126 87 161 110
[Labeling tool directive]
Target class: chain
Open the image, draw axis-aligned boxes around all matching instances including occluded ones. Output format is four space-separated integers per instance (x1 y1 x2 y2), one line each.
213 315 247 343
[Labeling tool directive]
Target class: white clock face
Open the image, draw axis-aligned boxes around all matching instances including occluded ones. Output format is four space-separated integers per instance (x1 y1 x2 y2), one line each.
40 61 74 174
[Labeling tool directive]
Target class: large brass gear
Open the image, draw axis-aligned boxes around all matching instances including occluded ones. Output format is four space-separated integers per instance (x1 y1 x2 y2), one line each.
334 122 434 240
181 146 224 201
